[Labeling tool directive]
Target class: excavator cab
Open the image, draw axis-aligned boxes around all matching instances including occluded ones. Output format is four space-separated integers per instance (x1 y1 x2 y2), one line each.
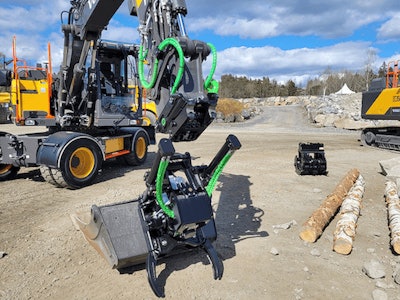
98 59 131 115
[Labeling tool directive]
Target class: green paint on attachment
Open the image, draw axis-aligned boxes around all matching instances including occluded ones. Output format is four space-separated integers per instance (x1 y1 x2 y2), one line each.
156 158 175 218
205 152 233 197
161 117 167 127
204 43 218 93
139 38 185 94
206 79 219 94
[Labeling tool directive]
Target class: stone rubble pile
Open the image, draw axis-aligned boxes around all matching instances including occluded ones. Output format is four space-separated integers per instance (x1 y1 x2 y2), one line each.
234 93 399 130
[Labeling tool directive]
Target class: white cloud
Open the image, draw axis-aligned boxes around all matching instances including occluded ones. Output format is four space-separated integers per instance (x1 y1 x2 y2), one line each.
187 0 400 40
377 15 400 41
0 1 138 71
190 17 279 39
101 21 140 43
2 0 400 87
0 1 68 33
206 42 375 85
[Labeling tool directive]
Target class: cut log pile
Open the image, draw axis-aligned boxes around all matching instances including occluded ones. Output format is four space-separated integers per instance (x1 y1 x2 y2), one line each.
299 168 360 243
299 166 400 256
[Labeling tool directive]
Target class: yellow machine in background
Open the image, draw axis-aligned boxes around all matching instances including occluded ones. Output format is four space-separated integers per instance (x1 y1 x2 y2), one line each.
361 60 400 149
3 36 55 127
0 59 12 123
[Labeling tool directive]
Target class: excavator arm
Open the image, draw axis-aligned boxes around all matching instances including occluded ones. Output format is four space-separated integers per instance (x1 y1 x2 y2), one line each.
131 0 219 141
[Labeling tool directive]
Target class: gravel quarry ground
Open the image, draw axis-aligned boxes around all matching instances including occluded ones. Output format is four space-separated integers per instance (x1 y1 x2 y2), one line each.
1 105 400 299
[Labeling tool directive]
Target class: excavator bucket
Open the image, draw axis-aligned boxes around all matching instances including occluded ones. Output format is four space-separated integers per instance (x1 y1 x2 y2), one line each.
71 200 150 269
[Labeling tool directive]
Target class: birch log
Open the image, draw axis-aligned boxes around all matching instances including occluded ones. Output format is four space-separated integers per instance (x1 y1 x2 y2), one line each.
333 175 365 255
299 168 360 243
384 181 400 255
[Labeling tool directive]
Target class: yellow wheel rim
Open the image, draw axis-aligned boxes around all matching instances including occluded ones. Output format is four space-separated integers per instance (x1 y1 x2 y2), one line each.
69 147 95 179
135 137 146 160
0 164 12 175
142 116 151 126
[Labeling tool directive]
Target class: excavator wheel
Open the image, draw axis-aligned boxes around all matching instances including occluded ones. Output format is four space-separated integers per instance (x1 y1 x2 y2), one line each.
40 138 103 189
123 130 149 166
59 139 102 189
0 164 20 181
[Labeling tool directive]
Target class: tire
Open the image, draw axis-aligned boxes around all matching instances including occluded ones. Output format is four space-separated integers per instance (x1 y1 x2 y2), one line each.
0 164 20 181
40 165 66 188
57 139 103 189
123 130 149 166
0 107 8 124
142 111 157 126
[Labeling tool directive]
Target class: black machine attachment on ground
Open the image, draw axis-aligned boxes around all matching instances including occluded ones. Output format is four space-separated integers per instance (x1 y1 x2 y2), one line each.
294 142 327 175
73 135 241 297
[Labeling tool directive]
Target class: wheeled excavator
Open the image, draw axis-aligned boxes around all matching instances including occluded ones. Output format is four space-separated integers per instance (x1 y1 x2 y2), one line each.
361 60 400 150
1 36 158 187
2 0 241 297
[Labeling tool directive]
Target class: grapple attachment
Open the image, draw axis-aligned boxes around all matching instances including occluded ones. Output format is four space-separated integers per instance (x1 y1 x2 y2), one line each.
72 135 241 298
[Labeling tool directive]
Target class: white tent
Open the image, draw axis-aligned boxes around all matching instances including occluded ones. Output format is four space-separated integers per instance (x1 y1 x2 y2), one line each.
335 83 355 95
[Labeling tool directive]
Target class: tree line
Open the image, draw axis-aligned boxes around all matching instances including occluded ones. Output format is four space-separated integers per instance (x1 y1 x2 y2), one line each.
218 62 388 98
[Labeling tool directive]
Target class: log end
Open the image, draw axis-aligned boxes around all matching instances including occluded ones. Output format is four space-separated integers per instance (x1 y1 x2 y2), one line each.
393 242 400 255
333 239 352 255
299 229 317 243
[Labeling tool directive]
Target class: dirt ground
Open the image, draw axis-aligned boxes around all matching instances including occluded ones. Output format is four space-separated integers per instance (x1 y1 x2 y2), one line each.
1 105 400 299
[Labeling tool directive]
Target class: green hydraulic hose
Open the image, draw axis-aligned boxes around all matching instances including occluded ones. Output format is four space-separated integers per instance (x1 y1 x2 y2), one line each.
158 38 185 94
138 38 185 94
204 43 219 93
138 46 159 89
205 152 233 197
156 158 175 218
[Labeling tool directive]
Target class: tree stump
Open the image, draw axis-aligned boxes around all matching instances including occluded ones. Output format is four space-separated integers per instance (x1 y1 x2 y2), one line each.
299 168 360 243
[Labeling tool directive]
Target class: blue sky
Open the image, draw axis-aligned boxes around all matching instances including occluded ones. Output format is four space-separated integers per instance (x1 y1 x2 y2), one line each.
1 0 400 87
